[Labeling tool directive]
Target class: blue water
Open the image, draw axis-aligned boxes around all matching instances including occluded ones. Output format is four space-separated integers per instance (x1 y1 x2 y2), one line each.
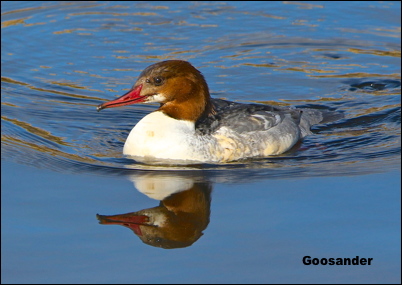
1 1 400 283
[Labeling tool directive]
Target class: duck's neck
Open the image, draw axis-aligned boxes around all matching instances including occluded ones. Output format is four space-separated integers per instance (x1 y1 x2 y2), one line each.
158 76 215 123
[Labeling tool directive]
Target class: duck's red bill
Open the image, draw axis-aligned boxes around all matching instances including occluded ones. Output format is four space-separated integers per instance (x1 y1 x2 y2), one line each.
97 84 144 111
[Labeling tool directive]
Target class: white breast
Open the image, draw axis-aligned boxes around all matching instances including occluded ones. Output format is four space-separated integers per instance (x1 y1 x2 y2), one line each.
123 111 207 163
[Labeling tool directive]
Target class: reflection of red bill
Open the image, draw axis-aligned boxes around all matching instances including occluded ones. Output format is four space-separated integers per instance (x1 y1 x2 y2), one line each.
97 213 149 236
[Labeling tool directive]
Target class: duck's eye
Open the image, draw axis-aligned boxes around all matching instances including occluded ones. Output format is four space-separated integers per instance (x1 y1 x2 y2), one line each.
154 76 164 86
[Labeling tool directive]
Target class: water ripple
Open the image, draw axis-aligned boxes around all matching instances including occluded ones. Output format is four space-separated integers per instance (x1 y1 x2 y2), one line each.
1 1 400 181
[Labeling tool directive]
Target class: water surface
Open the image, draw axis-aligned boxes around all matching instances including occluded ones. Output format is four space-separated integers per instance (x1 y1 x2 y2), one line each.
1 1 400 283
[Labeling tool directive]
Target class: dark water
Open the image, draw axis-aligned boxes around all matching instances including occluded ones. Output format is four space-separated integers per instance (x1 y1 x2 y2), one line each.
1 1 400 283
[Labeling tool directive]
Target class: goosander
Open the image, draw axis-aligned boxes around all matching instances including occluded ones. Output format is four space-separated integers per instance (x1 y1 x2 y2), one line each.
98 60 341 164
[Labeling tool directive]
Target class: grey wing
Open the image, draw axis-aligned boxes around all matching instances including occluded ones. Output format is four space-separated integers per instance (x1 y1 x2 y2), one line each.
218 110 285 133
196 99 306 134
201 99 304 133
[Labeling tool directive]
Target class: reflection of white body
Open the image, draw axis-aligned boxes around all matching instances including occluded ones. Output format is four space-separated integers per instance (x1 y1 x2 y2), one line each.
98 60 342 164
128 173 194 201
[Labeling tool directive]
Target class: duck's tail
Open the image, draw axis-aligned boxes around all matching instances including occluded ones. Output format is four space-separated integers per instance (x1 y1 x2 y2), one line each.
299 108 344 137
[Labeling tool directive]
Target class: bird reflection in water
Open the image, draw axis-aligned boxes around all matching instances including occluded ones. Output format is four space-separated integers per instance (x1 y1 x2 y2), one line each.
97 172 212 249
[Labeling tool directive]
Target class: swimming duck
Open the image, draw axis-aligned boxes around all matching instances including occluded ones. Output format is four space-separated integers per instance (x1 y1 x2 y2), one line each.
98 60 340 164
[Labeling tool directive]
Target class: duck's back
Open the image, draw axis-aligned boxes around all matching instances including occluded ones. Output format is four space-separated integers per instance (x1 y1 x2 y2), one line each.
196 99 342 137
